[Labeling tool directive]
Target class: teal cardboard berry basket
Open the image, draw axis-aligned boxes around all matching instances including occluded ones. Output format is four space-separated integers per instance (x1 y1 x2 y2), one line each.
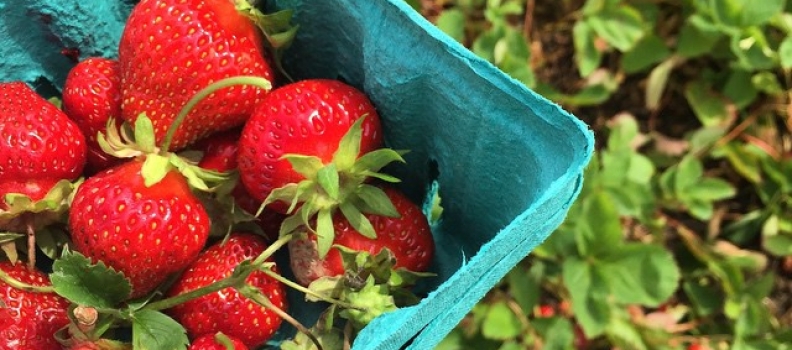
1 0 594 348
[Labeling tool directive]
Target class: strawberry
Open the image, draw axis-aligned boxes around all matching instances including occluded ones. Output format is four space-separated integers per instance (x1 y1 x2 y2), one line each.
0 82 87 266
62 57 124 174
118 0 277 151
288 186 434 286
196 128 285 240
68 159 211 299
166 233 286 348
237 79 383 211
188 333 249 350
0 261 70 349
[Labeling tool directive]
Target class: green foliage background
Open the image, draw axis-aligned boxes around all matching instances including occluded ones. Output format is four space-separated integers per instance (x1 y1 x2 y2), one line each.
408 0 792 349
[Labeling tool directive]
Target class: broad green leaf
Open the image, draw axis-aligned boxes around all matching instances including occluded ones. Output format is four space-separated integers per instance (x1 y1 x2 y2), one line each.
710 0 744 28
436 8 466 43
622 34 671 73
506 265 539 315
601 243 680 306
627 153 655 184
689 126 727 155
50 250 132 308
132 309 189 350
734 297 771 339
472 26 503 62
553 84 614 106
683 277 723 316
686 198 715 220
573 20 602 77
536 317 574 350
677 17 722 58
495 28 536 87
674 156 704 195
779 36 792 69
684 80 732 127
481 300 522 340
563 258 611 337
718 141 764 183
645 56 678 110
730 28 777 70
723 70 759 108
763 231 792 256
605 114 640 151
741 0 785 26
577 190 623 257
751 71 784 95
587 6 646 52
686 178 736 201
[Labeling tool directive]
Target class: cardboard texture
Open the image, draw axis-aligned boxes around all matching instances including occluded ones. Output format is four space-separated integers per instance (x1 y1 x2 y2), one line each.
0 0 594 348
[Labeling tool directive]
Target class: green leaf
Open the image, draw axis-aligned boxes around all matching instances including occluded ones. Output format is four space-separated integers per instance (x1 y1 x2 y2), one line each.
481 300 522 340
621 34 671 73
674 156 704 196
50 250 132 308
436 8 466 43
577 190 623 257
339 201 377 239
535 317 574 350
751 71 784 95
354 184 399 218
563 258 611 337
506 265 539 315
763 231 792 256
645 56 678 110
132 309 189 350
740 0 785 26
333 116 366 171
677 18 722 58
36 228 70 260
141 154 171 187
606 315 648 350
684 80 732 127
573 20 602 77
723 70 759 108
730 28 776 70
351 149 406 174
683 277 723 316
283 154 325 179
134 113 157 153
315 208 335 258
686 178 736 201
316 164 340 200
601 243 681 306
586 6 646 52
779 36 792 69
0 232 23 244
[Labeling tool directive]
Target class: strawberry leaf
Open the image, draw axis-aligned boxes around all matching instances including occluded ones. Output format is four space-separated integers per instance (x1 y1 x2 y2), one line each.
316 164 340 200
284 155 324 179
351 149 407 174
132 309 189 350
0 232 23 244
339 201 377 239
134 114 157 154
316 208 335 258
36 227 70 260
50 249 132 308
0 241 18 264
338 276 398 330
141 154 172 187
354 184 399 218
333 116 366 171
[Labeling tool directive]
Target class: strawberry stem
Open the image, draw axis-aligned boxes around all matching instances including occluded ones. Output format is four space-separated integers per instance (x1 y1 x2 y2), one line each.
0 267 54 293
260 268 364 311
159 76 273 153
238 284 324 350
142 233 293 312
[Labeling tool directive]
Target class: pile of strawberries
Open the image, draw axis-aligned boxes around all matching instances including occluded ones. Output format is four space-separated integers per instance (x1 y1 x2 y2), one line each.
0 0 436 349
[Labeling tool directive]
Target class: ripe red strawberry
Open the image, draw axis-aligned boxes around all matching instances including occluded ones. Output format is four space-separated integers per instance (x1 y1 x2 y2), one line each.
118 0 276 151
237 79 383 211
188 333 249 350
62 57 124 174
166 233 286 348
0 261 70 349
0 82 87 265
196 128 285 239
288 186 434 286
68 159 211 299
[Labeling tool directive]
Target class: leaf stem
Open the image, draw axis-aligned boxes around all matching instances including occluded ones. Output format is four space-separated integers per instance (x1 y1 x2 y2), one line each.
159 76 273 153
260 268 364 310
239 284 323 350
0 267 54 293
143 234 293 312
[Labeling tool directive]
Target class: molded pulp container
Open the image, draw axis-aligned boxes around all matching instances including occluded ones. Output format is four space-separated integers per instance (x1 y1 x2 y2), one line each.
0 0 595 349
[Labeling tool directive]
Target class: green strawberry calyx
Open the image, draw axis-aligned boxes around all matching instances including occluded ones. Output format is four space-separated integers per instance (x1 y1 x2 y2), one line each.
263 115 408 259
97 76 273 191
234 0 299 82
